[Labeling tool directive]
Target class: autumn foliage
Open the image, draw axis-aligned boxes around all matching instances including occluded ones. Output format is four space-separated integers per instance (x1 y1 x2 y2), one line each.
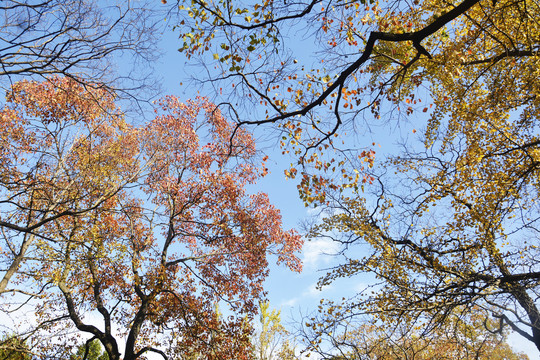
0 77 301 359
4 0 540 355
327 318 529 360
167 0 540 355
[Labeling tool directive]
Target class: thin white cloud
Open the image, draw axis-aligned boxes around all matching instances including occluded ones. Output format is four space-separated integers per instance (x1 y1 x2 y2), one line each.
302 237 339 269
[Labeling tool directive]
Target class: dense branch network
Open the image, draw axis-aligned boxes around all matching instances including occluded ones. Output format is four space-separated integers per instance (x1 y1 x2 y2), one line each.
223 0 482 140
0 0 159 99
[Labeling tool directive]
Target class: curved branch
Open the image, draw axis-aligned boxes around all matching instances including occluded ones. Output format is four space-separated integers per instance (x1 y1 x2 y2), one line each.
134 346 169 360
192 0 322 30
231 0 482 137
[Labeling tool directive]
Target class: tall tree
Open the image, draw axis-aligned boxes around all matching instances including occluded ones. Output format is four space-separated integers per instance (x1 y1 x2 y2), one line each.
167 0 540 188
168 0 540 355
0 77 302 360
0 75 148 356
304 107 540 352
0 76 139 296
252 301 296 360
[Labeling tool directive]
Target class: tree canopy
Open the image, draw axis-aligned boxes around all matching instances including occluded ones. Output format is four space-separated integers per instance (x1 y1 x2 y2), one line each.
168 0 540 355
303 306 530 359
168 0 540 177
167 0 531 144
2 0 540 357
0 77 302 359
